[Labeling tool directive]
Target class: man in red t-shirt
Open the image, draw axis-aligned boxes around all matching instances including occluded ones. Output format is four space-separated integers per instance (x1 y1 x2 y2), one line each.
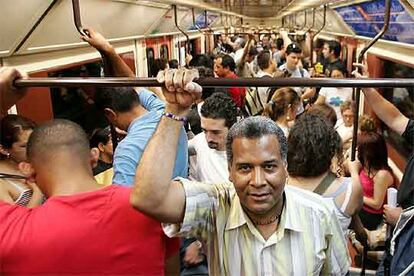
214 55 246 109
0 118 179 275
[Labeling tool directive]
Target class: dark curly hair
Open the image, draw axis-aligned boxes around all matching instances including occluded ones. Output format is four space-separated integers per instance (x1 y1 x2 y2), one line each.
287 113 343 177
201 93 238 129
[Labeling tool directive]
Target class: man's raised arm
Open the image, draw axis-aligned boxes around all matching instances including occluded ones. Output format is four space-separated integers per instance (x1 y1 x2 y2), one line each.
130 69 202 223
352 63 409 135
81 28 135 77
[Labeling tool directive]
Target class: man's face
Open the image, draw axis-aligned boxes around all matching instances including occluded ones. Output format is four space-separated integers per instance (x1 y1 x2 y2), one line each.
322 43 331 59
342 109 354 127
229 135 287 216
214 58 227 78
262 37 270 47
201 116 229 151
286 52 301 70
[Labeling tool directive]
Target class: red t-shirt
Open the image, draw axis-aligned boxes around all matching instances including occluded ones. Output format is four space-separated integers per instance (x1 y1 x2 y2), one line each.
0 185 179 275
227 73 246 108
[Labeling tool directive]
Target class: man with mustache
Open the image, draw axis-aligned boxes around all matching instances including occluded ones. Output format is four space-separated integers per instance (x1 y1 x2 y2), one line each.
189 92 238 184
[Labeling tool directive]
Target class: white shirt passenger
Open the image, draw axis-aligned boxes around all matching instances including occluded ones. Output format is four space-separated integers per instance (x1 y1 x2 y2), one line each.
319 87 353 126
256 70 273 104
188 132 229 184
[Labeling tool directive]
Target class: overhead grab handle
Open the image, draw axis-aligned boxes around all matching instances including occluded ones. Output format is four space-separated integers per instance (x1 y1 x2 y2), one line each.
312 5 327 40
173 5 189 54
71 0 89 37
350 0 392 161
300 10 308 31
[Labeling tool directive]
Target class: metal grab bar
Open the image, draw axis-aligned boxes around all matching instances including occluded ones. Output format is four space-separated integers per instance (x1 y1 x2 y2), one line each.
14 77 414 88
173 5 189 55
71 0 88 37
351 0 392 161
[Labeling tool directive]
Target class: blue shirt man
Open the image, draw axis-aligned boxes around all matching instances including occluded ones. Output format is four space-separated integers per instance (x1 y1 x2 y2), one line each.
113 90 188 185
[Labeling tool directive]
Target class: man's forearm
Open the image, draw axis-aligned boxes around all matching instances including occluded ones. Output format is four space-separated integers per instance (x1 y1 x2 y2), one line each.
100 48 135 77
362 87 408 134
131 105 185 212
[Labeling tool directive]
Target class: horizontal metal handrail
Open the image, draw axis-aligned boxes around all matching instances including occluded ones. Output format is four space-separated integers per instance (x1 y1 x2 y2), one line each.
14 77 414 88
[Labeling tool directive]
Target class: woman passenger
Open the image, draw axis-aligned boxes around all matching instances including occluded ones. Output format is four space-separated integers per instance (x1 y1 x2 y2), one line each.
262 87 300 137
287 113 363 235
0 115 43 207
89 127 114 186
357 131 395 230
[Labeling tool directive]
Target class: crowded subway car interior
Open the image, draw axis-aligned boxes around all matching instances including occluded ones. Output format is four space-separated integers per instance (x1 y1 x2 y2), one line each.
0 0 413 275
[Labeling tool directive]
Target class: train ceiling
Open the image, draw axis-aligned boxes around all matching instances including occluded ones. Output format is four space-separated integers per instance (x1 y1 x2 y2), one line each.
1 0 413 58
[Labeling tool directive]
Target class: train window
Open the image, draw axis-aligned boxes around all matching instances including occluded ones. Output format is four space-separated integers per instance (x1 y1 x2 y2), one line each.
48 62 108 136
382 60 414 158
160 44 169 61
146 47 155 77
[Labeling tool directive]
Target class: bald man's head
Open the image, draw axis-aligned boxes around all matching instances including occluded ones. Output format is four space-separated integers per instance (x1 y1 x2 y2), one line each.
27 119 90 164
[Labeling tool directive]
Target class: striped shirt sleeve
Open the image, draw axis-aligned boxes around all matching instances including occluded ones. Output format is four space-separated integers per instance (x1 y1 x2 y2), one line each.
163 178 232 241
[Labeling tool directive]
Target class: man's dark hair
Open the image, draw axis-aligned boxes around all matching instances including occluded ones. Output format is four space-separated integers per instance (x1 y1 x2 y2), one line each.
95 87 140 113
27 119 90 162
220 55 236 72
189 54 214 69
286 43 302 55
326 40 341 58
276 38 284 50
201 93 238 129
248 46 258 57
168 59 179 69
226 116 287 163
330 62 348 77
287 113 342 177
257 50 272 70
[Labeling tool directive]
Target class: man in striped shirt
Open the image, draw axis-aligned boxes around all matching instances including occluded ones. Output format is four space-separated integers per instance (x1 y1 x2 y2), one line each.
131 69 350 275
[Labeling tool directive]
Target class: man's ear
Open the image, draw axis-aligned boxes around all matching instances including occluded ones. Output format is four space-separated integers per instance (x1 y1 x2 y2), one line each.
0 145 9 157
103 108 117 122
18 162 36 183
90 148 100 169
228 162 233 183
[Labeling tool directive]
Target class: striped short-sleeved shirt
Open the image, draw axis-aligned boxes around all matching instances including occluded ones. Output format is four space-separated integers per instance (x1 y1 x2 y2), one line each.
164 178 350 276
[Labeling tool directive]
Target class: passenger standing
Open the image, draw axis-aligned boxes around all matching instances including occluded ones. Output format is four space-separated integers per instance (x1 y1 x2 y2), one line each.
189 93 237 184
279 43 315 112
336 101 355 152
0 120 178 275
357 131 395 230
0 115 43 207
322 40 345 77
214 55 246 109
256 50 278 104
131 69 350 275
287 113 363 235
262 87 300 137
81 28 188 186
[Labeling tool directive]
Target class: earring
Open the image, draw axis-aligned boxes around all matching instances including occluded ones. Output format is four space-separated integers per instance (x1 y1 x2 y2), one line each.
5 152 10 159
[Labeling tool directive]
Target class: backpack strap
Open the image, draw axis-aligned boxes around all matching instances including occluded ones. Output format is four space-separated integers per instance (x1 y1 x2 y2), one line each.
313 172 337 195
